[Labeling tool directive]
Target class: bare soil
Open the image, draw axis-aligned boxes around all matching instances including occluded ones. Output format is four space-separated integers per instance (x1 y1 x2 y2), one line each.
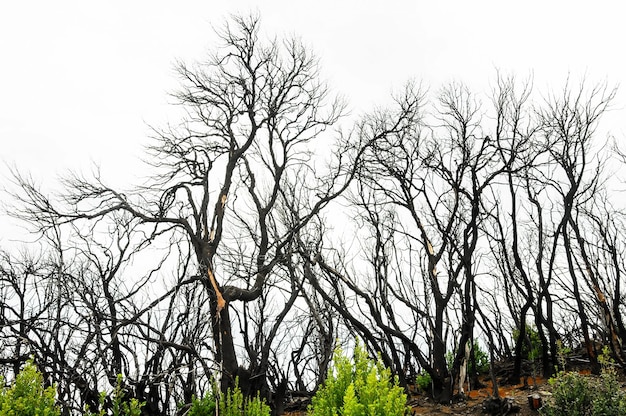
409 375 550 415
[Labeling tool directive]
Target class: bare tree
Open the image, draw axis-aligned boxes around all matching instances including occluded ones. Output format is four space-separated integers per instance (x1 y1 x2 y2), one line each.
302 79 525 401
3 13 623 412
533 79 616 373
6 14 364 410
481 73 541 383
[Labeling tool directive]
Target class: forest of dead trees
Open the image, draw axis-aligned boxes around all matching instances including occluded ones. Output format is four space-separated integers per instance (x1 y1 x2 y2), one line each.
2 14 626 415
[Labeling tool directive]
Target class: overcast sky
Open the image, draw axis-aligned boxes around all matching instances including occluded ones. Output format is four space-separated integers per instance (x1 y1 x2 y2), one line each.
1 1 625 243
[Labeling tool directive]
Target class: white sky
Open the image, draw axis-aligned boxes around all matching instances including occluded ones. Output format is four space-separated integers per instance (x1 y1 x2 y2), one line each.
1 0 625 244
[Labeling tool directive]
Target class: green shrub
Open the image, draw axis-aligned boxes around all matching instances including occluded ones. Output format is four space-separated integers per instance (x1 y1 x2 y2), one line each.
446 341 490 375
472 342 490 374
308 341 409 416
187 389 217 416
540 347 626 416
219 381 270 416
512 324 542 360
540 371 594 416
84 374 144 416
186 380 269 416
414 371 431 391
0 359 60 416
237 392 270 416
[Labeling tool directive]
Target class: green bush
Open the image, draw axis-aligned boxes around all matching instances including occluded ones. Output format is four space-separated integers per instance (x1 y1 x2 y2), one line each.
446 341 490 375
187 380 269 416
540 348 626 416
540 371 594 416
187 389 217 416
0 359 60 416
513 324 542 360
219 381 270 416
471 342 490 374
84 374 144 416
308 341 409 416
414 371 431 391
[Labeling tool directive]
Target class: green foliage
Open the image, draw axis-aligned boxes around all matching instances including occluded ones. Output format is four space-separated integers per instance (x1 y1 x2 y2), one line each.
0 359 60 416
219 382 245 416
472 342 490 374
241 393 271 416
414 371 431 391
552 339 572 372
540 371 595 416
84 392 107 416
513 324 542 360
540 348 626 416
446 341 490 375
186 380 269 416
84 374 144 416
219 381 270 416
308 341 409 416
187 390 217 416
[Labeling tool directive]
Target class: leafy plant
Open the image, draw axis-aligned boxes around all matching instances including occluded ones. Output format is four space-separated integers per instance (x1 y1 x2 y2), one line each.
84 392 107 416
187 389 217 416
446 341 490 375
84 374 144 416
414 371 432 391
308 341 409 416
540 371 594 416
219 381 270 416
0 359 60 416
241 393 271 416
513 324 542 360
471 342 490 374
540 347 626 416
186 379 269 416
